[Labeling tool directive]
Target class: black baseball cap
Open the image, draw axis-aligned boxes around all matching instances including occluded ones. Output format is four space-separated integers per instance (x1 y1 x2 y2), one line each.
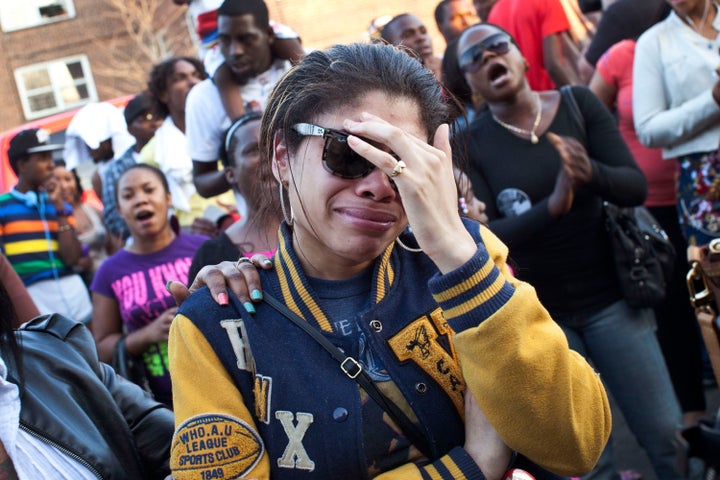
123 92 155 126
7 128 64 160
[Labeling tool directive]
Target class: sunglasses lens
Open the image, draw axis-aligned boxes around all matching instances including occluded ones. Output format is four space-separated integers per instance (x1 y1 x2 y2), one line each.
323 133 374 179
459 34 511 73
487 40 510 56
459 44 482 73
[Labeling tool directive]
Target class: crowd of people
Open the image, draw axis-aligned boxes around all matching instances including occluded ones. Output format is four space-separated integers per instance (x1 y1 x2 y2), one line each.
0 0 719 478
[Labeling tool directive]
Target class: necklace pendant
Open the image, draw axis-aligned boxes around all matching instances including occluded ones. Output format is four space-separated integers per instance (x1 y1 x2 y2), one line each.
530 133 539 144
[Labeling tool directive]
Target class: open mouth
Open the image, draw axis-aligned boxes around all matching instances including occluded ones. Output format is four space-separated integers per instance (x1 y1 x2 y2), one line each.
136 210 153 221
487 63 508 84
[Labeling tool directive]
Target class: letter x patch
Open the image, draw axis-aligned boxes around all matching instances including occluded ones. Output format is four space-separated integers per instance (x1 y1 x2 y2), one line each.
275 411 315 471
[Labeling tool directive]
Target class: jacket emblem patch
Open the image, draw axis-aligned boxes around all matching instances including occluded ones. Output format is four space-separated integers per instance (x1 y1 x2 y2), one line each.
254 374 272 424
388 309 466 414
171 413 264 480
220 319 255 373
276 411 315 471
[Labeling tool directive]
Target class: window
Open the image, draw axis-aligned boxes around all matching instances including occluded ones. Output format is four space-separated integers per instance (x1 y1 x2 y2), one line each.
15 55 98 120
0 1 75 32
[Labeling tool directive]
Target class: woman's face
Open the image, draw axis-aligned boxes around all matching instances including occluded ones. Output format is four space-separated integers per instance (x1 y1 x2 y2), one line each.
458 25 526 102
276 90 424 278
53 165 77 204
666 0 706 18
117 168 171 238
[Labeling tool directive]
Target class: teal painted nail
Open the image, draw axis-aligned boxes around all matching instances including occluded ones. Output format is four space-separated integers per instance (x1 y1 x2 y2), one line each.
243 302 256 314
250 289 263 301
263 259 272 266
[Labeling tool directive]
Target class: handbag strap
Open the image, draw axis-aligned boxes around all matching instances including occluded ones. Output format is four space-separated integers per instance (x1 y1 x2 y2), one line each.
262 292 434 458
559 85 586 143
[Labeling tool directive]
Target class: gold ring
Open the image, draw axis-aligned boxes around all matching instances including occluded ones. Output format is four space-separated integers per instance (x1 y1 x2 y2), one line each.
390 160 406 177
235 256 252 270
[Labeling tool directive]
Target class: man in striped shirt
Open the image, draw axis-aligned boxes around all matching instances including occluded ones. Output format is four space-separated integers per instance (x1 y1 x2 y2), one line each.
0 129 92 322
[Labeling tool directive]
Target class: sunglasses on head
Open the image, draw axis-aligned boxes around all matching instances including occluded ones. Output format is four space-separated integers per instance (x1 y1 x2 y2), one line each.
292 123 376 179
458 32 512 73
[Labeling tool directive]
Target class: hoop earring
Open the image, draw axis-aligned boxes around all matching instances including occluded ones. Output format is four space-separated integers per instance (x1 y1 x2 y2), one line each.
279 182 294 226
395 236 422 253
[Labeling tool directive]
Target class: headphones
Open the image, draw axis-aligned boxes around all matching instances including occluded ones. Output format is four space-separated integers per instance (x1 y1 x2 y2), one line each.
219 112 263 167
10 188 48 212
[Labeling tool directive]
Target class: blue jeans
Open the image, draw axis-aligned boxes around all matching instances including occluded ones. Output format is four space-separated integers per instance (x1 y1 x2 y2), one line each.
557 300 682 480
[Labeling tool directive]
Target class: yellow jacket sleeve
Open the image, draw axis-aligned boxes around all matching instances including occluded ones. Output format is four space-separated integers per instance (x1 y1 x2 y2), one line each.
169 315 272 480
451 227 611 476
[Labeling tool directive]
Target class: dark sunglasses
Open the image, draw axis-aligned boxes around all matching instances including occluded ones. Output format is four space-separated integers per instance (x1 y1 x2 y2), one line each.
458 32 512 73
292 123 376 179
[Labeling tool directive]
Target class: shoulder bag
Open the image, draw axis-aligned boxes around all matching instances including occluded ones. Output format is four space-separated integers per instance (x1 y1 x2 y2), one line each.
559 86 676 309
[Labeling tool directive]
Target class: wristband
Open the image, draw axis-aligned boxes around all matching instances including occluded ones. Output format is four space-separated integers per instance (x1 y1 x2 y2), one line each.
56 207 73 217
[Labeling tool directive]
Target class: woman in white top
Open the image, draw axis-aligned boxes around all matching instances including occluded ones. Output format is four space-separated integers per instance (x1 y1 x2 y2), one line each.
633 0 720 245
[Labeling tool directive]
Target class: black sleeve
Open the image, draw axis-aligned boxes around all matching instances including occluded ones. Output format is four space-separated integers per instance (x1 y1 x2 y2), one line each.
584 7 628 65
578 0 602 13
573 86 647 206
102 364 174 479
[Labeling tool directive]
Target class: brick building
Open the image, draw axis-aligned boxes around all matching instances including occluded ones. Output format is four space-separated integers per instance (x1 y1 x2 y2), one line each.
0 0 444 132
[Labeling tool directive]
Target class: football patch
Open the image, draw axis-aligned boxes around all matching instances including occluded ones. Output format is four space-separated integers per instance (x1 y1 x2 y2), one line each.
171 414 264 480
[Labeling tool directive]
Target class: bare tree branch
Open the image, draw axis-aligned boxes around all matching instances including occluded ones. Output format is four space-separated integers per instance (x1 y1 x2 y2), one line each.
95 0 195 97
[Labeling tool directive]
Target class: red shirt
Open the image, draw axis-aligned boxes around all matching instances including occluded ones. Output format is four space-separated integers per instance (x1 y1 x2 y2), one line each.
488 0 570 91
596 40 676 207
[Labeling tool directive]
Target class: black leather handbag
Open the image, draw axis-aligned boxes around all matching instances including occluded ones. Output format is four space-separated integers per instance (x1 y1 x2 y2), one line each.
603 202 676 308
559 85 676 309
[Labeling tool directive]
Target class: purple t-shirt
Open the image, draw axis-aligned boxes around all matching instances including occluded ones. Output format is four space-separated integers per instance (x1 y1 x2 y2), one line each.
91 233 207 406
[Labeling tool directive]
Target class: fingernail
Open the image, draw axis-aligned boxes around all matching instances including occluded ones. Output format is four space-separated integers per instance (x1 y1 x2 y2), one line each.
250 289 263 301
217 292 228 305
263 259 272 267
165 280 173 293
243 302 256 314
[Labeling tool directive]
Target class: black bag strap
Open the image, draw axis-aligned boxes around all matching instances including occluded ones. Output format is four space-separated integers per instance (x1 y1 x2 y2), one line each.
262 292 434 458
559 85 586 143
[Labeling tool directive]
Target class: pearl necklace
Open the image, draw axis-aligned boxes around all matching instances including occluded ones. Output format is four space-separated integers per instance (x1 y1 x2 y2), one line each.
491 92 542 144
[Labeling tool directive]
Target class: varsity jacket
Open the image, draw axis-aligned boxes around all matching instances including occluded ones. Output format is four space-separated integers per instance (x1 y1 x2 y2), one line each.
170 220 611 480
8 314 174 479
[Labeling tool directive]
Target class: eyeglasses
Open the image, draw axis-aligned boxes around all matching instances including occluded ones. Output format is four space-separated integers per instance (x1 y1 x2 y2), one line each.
458 32 512 73
292 123 376 179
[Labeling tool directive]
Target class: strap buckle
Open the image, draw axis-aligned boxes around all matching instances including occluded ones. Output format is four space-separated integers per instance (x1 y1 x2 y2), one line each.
340 357 362 379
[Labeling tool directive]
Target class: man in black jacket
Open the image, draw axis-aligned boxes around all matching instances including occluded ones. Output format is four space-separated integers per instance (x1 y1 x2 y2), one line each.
0 280 173 479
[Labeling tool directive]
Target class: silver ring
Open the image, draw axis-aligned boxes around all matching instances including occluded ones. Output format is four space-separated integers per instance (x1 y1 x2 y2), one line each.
390 160 406 177
235 256 252 270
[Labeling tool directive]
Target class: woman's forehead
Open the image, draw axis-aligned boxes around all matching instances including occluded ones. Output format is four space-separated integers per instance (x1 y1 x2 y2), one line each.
458 24 502 50
119 169 162 187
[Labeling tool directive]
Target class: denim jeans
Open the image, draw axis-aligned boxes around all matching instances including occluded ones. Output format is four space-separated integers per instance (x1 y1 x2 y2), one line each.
558 299 682 480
